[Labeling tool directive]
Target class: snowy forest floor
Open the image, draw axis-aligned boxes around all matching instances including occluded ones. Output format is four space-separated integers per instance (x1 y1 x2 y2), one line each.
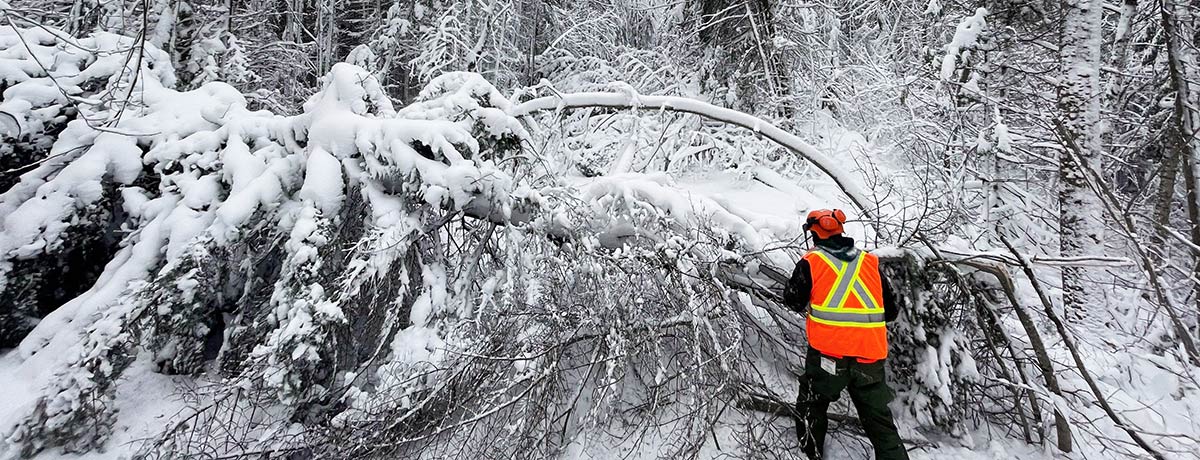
0 356 1051 460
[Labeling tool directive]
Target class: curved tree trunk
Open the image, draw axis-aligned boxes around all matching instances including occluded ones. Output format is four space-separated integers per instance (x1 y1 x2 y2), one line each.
512 92 879 221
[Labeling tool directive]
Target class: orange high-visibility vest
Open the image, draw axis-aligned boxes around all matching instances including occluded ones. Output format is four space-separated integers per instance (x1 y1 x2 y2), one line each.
804 249 888 360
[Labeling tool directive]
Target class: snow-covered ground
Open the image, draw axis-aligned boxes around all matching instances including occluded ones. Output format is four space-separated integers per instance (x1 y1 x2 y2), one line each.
1 354 188 460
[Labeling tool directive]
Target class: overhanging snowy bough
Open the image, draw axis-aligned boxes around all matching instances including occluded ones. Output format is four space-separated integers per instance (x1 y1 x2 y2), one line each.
0 25 842 458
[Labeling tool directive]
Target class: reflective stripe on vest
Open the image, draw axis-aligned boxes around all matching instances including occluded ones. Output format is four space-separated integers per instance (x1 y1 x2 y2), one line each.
807 250 885 328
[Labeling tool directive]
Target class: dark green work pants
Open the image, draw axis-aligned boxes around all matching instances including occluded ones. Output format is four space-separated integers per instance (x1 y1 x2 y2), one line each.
795 347 909 460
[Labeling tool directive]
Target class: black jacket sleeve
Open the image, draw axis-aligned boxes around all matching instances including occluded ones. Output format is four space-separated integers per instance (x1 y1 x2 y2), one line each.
783 259 811 314
882 275 899 322
784 257 901 322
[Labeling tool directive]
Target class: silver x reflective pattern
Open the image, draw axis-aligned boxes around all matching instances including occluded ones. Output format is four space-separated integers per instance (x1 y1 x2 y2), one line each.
824 252 858 307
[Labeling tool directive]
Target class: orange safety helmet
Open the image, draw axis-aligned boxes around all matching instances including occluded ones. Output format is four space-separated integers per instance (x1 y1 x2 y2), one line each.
803 209 847 239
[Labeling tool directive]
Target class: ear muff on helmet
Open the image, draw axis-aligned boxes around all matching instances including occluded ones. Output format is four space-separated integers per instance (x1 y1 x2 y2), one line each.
821 209 846 230
817 214 840 231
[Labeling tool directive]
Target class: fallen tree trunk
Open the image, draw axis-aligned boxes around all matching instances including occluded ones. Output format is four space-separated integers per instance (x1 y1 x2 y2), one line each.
736 390 938 449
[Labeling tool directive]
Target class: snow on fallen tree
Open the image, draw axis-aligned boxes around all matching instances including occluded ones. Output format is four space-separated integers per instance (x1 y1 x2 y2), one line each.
0 24 180 350
0 23 759 458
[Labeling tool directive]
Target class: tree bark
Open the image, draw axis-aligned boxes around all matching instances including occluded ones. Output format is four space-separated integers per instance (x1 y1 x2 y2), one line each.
1056 0 1107 327
283 0 304 43
316 0 337 74
1152 148 1180 237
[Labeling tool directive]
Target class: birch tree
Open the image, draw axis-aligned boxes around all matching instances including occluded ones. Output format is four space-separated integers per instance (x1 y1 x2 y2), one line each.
1056 0 1107 325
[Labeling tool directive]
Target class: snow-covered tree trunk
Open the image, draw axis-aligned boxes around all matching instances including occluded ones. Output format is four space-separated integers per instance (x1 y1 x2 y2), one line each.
1055 0 1107 326
315 0 337 74
1102 0 1138 103
147 0 178 48
283 0 303 43
1161 0 1200 323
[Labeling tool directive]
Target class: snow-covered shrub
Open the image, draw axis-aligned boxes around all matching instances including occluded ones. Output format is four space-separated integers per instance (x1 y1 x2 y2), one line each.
939 8 989 84
252 187 360 406
223 33 258 88
0 25 175 348
6 275 144 456
881 250 979 437
0 184 123 349
142 241 227 375
0 21 543 455
186 34 227 87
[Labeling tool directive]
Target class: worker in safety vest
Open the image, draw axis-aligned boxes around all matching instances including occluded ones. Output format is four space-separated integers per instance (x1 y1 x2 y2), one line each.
783 209 908 460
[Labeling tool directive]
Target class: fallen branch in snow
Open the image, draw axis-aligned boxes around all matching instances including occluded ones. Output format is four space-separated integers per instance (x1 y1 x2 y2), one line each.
510 91 878 221
735 391 939 449
939 249 1135 268
737 391 852 422
944 254 1073 453
1000 234 1167 460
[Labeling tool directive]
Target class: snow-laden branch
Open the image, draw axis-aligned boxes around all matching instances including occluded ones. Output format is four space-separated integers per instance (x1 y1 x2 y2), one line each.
938 248 1135 267
511 92 876 217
